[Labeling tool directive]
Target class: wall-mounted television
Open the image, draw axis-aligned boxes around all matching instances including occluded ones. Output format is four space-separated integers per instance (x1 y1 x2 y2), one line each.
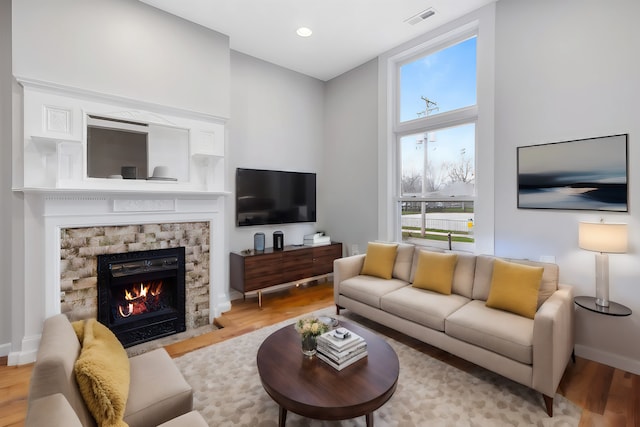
236 168 317 227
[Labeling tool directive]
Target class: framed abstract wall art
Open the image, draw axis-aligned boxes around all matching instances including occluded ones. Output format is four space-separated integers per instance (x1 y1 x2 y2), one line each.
517 134 628 212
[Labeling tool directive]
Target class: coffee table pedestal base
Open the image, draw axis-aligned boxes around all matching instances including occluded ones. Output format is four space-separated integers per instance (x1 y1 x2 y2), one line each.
278 407 375 427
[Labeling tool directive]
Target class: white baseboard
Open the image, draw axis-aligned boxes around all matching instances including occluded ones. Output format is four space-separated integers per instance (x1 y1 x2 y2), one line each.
575 344 640 375
7 334 40 366
8 349 37 366
0 342 10 357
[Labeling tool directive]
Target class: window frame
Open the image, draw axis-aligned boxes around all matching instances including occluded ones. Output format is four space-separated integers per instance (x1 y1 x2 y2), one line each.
395 33 478 251
378 5 495 254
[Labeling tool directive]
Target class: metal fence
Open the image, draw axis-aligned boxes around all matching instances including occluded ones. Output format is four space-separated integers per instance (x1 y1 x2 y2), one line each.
402 217 471 233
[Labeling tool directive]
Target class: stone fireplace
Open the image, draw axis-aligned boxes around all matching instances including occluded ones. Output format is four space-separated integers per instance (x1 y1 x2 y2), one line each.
60 223 211 331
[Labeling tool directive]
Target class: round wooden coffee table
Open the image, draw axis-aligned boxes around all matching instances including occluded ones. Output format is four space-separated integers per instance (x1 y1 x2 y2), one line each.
256 320 399 427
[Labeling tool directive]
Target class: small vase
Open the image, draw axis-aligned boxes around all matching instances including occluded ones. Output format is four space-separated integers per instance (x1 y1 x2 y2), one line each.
301 334 317 356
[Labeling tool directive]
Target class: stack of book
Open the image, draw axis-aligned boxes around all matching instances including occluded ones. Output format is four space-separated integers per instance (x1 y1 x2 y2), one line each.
303 233 331 246
316 328 367 370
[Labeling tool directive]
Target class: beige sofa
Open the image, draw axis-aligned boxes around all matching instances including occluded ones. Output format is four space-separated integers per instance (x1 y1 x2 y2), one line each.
334 244 575 416
25 314 207 427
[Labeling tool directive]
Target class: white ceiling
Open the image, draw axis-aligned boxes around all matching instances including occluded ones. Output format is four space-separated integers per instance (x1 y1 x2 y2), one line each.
139 0 495 81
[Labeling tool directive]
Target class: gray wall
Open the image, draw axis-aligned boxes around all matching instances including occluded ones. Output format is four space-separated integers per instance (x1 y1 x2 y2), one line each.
3 0 232 357
12 0 230 117
227 51 325 253
324 59 379 255
0 0 12 353
5 0 640 374
495 0 640 371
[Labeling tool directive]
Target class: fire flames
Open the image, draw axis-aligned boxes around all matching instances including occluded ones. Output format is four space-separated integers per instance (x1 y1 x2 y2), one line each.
117 281 164 318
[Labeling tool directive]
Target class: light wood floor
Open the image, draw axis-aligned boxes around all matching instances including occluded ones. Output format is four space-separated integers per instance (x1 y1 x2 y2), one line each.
1 282 638 426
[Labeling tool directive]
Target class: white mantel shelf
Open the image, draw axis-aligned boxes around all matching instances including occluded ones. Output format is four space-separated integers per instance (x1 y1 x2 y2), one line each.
15 186 231 198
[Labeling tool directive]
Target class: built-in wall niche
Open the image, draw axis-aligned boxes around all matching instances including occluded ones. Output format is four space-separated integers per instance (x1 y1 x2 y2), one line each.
86 115 190 182
18 78 227 193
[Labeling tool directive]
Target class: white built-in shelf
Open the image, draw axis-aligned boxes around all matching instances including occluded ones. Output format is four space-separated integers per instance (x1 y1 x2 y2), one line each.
31 135 82 145
18 79 228 195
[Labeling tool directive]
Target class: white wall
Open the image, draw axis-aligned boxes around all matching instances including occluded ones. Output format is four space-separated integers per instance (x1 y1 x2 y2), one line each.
495 0 640 373
227 51 325 252
323 59 379 255
12 0 230 118
0 0 12 355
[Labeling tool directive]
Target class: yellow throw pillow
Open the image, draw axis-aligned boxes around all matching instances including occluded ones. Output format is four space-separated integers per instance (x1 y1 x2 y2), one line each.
360 242 399 279
486 259 543 319
74 319 130 427
412 251 458 295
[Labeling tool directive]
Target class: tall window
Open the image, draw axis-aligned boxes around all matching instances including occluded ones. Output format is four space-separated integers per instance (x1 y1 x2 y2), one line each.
395 35 477 249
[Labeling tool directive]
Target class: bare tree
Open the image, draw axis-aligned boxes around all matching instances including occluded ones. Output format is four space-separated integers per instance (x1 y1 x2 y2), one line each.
445 148 474 184
424 161 444 192
402 162 444 195
402 170 422 194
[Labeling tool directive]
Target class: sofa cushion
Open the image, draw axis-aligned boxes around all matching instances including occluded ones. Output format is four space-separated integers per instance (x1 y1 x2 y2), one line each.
486 259 543 319
445 300 534 364
157 411 208 427
392 243 415 282
340 275 408 308
447 251 476 299
361 242 398 279
412 251 458 295
381 286 470 331
472 255 558 308
74 319 130 427
124 348 193 427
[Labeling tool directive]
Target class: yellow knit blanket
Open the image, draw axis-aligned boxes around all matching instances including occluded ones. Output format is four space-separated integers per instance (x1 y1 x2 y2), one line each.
73 319 130 427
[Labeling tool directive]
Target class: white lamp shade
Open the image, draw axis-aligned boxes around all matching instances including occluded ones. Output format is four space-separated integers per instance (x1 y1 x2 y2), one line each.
578 222 628 253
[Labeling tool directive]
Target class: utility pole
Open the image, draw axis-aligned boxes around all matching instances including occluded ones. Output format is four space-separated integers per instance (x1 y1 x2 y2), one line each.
417 96 438 237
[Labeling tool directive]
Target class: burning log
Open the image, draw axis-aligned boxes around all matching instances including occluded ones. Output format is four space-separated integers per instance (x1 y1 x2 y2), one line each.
117 281 164 319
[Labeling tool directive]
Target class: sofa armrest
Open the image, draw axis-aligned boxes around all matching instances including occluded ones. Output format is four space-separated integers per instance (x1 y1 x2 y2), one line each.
26 393 83 427
333 254 366 303
532 283 575 396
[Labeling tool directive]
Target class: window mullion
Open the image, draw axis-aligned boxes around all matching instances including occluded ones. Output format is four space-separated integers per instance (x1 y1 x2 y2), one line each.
395 106 477 135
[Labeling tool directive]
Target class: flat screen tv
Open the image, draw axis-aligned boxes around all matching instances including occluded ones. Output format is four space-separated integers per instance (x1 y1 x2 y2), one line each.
236 168 317 226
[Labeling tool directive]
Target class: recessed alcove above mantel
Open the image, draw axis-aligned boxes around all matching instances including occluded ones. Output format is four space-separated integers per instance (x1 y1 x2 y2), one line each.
15 77 228 195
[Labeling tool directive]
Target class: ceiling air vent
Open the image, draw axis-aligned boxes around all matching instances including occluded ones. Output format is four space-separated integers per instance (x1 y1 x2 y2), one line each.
405 8 436 26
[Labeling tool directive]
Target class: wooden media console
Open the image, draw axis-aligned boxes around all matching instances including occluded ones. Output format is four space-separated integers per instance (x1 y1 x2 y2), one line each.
230 242 342 306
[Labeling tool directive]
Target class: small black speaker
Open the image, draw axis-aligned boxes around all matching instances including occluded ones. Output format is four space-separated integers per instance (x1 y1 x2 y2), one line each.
273 231 284 250
254 232 265 252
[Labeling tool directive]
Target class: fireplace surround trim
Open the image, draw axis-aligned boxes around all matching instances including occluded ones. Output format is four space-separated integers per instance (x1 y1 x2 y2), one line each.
8 189 230 366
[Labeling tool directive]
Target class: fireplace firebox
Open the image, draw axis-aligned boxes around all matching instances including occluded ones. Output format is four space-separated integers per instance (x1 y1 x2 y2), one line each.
97 247 186 347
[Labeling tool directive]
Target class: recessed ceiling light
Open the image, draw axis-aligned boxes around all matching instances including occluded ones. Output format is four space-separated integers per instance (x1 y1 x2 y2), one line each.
296 27 313 37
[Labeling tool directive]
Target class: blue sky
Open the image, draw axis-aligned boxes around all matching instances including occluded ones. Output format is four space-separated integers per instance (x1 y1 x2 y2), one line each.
399 37 477 186
400 36 477 121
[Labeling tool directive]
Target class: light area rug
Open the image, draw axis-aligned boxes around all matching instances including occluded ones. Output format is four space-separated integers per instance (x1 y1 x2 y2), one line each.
174 309 581 427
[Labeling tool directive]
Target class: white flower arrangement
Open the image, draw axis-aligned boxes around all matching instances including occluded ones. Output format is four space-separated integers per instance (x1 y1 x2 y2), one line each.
294 317 329 338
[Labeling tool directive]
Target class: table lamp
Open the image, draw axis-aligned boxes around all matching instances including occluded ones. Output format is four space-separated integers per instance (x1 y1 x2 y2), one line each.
578 221 628 307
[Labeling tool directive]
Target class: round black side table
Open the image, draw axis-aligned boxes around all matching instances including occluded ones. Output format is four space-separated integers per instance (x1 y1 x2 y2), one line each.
574 296 632 317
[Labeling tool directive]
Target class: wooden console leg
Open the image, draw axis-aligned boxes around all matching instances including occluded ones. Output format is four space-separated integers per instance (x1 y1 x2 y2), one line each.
571 348 576 363
336 305 343 315
542 394 553 417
